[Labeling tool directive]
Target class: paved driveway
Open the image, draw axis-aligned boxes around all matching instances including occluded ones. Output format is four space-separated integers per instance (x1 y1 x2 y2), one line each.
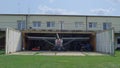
10 51 108 56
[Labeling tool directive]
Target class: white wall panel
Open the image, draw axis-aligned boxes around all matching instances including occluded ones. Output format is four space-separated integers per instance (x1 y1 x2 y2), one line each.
6 28 22 54
96 29 114 55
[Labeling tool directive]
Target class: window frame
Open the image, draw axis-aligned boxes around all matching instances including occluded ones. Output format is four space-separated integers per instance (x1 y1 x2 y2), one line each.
17 20 26 30
47 21 55 27
89 22 97 28
103 22 111 30
32 21 41 28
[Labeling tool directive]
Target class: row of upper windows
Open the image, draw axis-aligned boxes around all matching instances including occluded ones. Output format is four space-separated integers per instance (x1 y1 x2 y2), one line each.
17 20 111 30
32 21 84 28
33 21 55 27
89 22 111 30
32 21 111 29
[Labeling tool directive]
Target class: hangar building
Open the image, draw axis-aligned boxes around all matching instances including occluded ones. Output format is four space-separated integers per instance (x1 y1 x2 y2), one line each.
0 14 117 55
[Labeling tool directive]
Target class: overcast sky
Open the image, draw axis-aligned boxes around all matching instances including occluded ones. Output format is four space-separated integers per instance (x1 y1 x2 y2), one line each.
0 0 120 16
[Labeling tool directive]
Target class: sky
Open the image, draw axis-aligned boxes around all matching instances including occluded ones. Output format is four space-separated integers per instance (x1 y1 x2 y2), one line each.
0 0 120 16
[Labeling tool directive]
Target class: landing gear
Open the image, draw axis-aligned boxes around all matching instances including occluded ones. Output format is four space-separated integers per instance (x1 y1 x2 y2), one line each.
53 46 64 51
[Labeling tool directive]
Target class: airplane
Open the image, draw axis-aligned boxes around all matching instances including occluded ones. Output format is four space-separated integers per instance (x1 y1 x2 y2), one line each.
27 33 90 51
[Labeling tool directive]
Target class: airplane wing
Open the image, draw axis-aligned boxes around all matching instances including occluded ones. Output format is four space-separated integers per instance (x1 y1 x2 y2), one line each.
27 36 89 40
62 37 90 40
27 36 56 40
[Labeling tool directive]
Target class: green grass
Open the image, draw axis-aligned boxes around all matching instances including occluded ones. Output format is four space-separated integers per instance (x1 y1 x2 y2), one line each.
0 49 5 55
0 51 120 68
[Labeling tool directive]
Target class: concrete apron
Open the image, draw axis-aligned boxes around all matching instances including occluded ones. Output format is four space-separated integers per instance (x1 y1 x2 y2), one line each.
9 51 108 56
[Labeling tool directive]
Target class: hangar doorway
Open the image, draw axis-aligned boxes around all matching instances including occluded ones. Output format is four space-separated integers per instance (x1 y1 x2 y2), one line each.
0 31 5 54
4 28 114 55
24 32 96 52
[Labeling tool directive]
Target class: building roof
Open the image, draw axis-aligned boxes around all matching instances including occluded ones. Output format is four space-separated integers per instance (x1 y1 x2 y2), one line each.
0 14 120 18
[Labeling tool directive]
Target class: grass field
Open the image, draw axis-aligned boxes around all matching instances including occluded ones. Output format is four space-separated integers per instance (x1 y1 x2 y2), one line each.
0 49 4 55
0 51 120 68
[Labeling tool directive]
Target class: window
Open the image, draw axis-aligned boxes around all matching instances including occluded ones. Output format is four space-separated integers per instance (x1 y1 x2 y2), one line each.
75 22 83 28
103 22 111 30
33 21 41 28
89 22 97 28
17 20 26 30
47 21 55 27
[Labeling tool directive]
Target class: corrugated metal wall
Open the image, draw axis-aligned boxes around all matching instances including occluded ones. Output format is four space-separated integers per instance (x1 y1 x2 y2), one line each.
96 29 114 55
5 28 22 54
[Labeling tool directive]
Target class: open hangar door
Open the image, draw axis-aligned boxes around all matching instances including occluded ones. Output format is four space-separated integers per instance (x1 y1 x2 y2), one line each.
24 32 96 52
96 29 115 55
6 28 22 54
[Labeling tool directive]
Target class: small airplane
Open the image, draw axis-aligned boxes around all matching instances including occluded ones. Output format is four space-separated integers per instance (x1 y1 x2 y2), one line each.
27 33 90 51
